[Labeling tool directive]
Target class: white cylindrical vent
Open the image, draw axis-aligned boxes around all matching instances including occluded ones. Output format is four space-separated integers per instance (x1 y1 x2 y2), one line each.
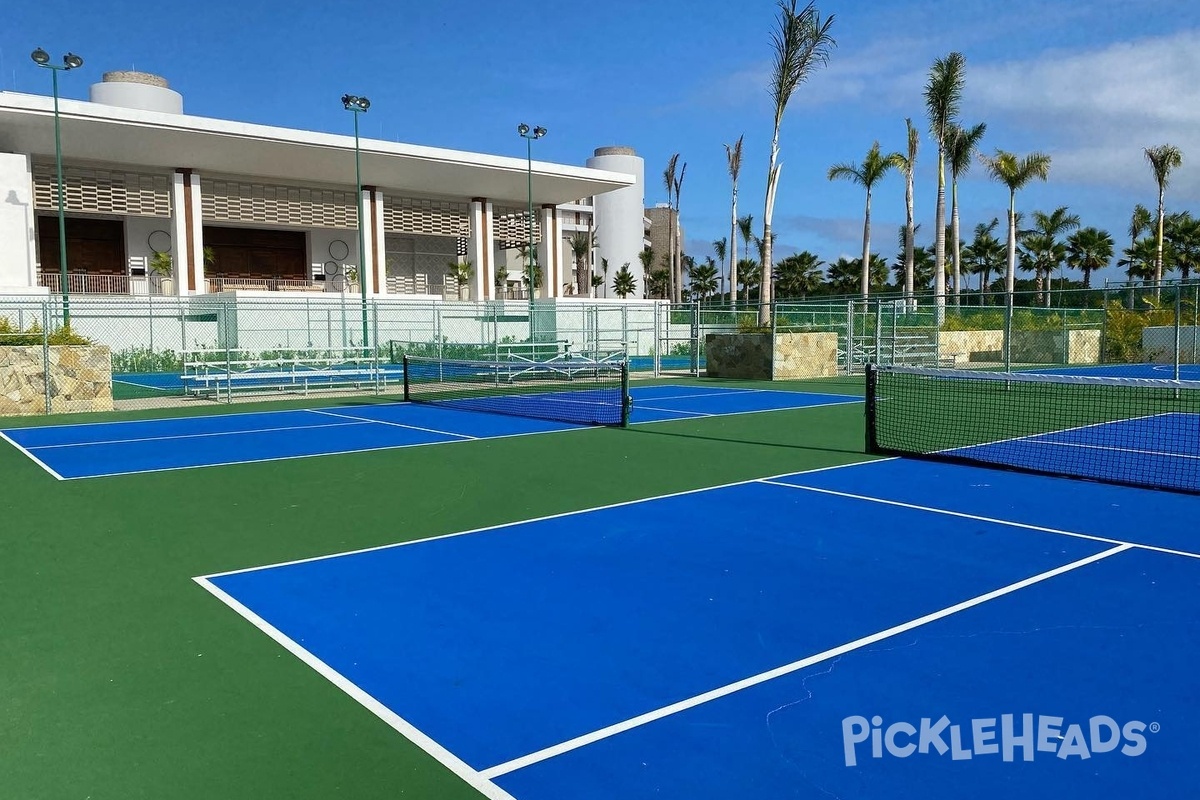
586 146 645 298
90 71 183 114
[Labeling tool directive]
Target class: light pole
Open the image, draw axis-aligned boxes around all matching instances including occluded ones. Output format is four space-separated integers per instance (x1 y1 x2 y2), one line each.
31 48 83 327
517 123 546 345
342 94 371 352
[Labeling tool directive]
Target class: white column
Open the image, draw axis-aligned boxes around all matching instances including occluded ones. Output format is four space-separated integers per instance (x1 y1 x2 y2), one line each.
370 188 387 296
188 172 205 293
170 169 203 296
468 198 494 301
0 153 39 291
538 204 561 299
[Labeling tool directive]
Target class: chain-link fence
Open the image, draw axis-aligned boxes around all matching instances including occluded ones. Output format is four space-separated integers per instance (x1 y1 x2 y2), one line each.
766 281 1200 376
0 295 714 416
4 282 1197 417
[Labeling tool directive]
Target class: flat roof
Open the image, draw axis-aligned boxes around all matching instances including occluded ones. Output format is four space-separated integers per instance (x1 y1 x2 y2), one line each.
0 92 634 206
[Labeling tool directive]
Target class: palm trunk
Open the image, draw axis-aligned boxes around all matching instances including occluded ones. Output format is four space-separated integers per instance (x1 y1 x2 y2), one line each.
905 171 915 309
1005 191 1017 298
934 148 947 317
951 179 961 306
1155 186 1165 300
759 136 781 327
729 193 738 309
859 187 871 299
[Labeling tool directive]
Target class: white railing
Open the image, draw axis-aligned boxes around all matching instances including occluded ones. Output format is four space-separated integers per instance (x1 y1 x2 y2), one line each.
37 272 178 296
206 276 330 293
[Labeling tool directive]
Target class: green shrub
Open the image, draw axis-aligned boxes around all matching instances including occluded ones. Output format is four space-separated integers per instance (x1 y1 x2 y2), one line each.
0 317 93 346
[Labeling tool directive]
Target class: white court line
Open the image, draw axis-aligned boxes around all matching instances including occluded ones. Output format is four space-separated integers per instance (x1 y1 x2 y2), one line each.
48 424 583 481
760 479 1200 562
480 544 1132 779
941 412 1173 455
196 458 897 580
193 577 519 800
24 420 371 450
1004 437 1200 461
307 408 477 440
634 389 770 402
0 430 65 481
637 397 862 424
634 404 710 418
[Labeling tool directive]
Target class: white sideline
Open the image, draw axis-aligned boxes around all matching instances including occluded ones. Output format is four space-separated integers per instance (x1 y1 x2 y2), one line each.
307 408 477 439
479 544 1132 778
193 577 520 800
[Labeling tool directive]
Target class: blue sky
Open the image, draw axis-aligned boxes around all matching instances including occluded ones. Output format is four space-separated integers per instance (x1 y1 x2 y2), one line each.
4 0 1198 286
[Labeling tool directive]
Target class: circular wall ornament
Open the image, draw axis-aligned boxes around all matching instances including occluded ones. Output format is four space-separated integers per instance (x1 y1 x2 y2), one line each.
147 229 172 254
328 239 350 260
323 261 341 276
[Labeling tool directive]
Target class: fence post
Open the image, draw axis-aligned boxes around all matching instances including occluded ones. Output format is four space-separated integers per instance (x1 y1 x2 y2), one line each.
653 302 661 378
1175 289 1182 381
373 302 382 394
42 301 51 415
1003 297 1013 373
691 301 701 376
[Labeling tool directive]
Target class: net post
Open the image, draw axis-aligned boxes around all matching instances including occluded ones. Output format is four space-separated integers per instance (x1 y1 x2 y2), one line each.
402 354 411 402
864 363 878 454
620 361 631 427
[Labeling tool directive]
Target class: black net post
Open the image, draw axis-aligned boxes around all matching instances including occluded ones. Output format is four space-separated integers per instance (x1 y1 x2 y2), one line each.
620 362 631 428
402 354 411 401
864 363 879 454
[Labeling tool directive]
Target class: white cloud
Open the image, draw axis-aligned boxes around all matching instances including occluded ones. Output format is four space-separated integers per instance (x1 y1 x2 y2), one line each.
968 30 1200 199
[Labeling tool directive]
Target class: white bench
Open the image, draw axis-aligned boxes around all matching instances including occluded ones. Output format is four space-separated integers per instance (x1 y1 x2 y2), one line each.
181 349 396 400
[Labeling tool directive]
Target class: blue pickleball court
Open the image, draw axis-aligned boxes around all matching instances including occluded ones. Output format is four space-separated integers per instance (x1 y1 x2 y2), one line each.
197 457 1200 800
0 385 859 479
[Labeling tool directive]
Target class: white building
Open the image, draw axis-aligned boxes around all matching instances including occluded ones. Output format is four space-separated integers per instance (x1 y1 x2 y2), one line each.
0 71 650 302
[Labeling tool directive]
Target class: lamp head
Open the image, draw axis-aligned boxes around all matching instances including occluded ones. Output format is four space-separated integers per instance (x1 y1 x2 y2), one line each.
342 94 369 112
517 123 530 137
63 53 83 70
533 126 547 139
31 48 50 66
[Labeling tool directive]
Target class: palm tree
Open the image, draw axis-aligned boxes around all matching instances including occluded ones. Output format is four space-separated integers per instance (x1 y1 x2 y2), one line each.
1065 227 1113 289
962 219 1004 301
612 262 637 298
1119 238 1158 284
754 232 777 302
760 0 836 325
737 257 760 302
826 257 859 294
446 259 473 300
979 149 1051 300
737 214 755 302
946 121 986 302
774 251 824 298
663 154 679 303
827 141 903 299
1129 204 1153 256
724 134 744 309
1023 207 1079 305
851 253 890 292
567 230 593 296
1166 212 1200 281
689 257 719 301
712 238 728 301
898 118 919 307
1144 144 1184 291
598 257 611 298
924 51 966 313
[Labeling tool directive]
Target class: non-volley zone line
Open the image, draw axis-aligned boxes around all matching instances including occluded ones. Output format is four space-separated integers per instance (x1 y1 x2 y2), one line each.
0 385 862 479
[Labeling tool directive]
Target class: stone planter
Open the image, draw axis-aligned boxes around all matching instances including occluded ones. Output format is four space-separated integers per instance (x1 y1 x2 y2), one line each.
705 332 838 380
0 345 114 416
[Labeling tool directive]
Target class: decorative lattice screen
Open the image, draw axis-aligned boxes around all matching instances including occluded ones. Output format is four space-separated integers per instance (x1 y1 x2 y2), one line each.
32 163 172 217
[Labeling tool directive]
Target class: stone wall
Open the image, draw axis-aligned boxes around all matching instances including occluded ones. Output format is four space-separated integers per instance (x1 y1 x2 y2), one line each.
705 332 838 380
938 330 1005 363
772 332 839 378
0 345 114 416
1011 330 1100 365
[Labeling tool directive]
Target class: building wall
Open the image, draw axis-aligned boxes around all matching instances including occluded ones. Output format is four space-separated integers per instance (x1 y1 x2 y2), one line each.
0 153 38 290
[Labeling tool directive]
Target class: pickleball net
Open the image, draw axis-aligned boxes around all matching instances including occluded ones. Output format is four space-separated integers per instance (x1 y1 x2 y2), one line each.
866 364 1200 494
403 355 630 427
